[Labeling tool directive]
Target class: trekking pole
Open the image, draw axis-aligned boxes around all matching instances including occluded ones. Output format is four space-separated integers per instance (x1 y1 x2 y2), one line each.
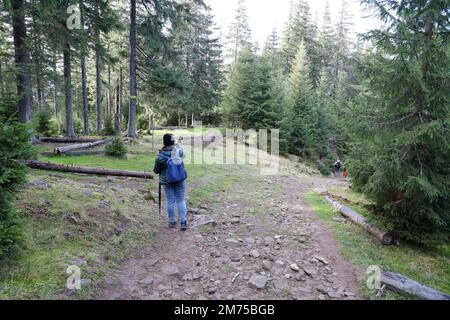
158 182 162 217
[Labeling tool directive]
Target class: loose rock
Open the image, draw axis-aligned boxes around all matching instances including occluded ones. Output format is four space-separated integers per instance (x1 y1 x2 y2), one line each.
248 275 268 290
290 263 300 272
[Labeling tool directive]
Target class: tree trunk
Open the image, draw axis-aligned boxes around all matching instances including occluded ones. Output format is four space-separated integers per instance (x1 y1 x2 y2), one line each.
11 0 33 125
381 271 450 300
127 0 138 138
39 137 101 143
0 62 4 97
80 1 89 135
107 56 112 120
63 42 76 138
81 55 90 135
25 160 153 179
54 138 112 154
95 44 103 134
34 36 44 110
114 76 121 133
324 196 394 245
53 56 60 118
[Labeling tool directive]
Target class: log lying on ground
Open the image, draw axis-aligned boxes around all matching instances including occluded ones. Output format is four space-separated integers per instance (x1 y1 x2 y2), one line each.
39 137 104 143
25 160 153 179
40 150 105 157
381 271 450 300
324 196 395 245
54 138 113 155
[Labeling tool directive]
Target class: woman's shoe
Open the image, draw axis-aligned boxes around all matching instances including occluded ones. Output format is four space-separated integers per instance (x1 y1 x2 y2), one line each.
169 222 177 228
180 221 188 231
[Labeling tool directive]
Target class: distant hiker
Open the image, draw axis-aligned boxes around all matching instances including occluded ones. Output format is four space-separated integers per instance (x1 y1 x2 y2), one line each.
342 167 348 179
334 159 343 177
154 134 189 231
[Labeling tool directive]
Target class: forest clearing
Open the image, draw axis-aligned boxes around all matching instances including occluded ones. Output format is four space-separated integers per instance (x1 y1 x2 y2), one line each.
0 131 448 300
0 0 449 307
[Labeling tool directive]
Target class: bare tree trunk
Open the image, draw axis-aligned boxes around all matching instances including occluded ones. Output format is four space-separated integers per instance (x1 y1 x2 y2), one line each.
80 0 89 135
81 55 90 135
63 42 76 138
95 44 103 134
11 0 33 125
53 56 60 118
114 76 121 133
107 54 112 120
26 160 153 179
127 0 138 138
55 138 112 154
0 62 4 97
34 37 44 110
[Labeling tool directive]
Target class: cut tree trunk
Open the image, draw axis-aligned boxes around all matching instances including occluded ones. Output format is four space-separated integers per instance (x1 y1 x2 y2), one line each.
39 137 103 143
25 160 153 179
324 196 394 245
381 271 450 300
54 138 112 155
40 150 105 157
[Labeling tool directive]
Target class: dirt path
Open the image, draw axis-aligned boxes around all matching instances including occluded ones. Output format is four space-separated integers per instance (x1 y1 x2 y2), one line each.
99 162 362 300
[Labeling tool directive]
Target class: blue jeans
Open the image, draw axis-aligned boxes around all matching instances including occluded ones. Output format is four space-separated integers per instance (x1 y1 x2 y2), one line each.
163 180 187 223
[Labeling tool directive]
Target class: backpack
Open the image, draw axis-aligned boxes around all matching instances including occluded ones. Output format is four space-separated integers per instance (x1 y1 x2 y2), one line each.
159 153 188 183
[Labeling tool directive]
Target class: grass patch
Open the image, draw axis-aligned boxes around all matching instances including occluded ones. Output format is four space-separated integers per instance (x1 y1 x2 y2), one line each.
0 171 160 299
306 192 450 300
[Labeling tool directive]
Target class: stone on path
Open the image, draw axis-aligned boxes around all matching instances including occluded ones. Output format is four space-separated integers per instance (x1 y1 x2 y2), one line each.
290 263 300 272
226 238 240 246
262 260 273 271
230 253 243 262
275 260 285 267
250 250 260 258
248 275 268 290
162 265 181 277
139 276 154 286
314 255 329 265
302 266 317 277
273 278 287 290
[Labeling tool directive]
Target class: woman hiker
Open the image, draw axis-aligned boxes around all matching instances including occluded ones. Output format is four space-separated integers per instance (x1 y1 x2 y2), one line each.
153 134 189 231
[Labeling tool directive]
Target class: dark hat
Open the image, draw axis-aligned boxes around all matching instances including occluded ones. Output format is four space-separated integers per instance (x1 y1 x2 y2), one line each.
163 134 175 147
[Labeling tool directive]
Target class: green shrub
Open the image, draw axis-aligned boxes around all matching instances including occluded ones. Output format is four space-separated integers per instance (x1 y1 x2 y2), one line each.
74 118 83 135
105 137 127 158
0 115 35 258
35 108 59 137
103 116 116 136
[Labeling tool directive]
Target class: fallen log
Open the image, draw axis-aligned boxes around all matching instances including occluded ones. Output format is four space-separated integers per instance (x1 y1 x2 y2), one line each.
25 160 153 179
40 150 105 157
54 138 112 155
39 137 104 143
381 271 450 300
324 196 395 245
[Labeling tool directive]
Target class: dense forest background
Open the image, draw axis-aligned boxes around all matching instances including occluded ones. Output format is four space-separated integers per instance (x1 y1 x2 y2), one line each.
0 0 449 257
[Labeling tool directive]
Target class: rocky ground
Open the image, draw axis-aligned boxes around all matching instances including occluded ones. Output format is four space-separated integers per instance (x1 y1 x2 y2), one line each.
100 163 362 300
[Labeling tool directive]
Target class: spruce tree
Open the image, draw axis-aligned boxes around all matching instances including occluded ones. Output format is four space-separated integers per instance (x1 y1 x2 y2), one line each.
350 0 450 244
224 0 252 69
283 41 315 157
